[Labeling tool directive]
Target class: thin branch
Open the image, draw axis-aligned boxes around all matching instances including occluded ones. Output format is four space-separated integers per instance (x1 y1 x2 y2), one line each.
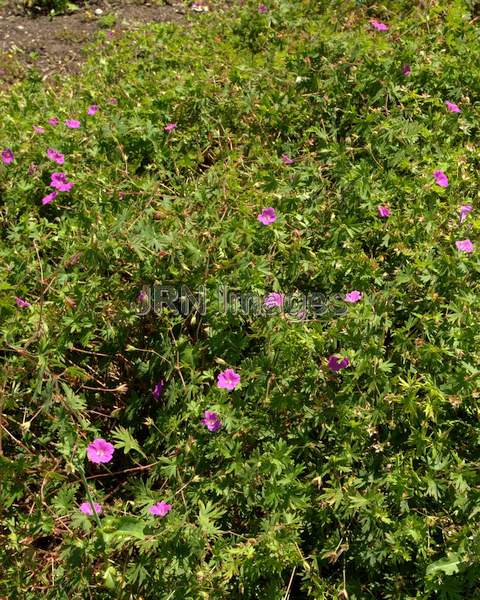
283 567 296 600
72 461 161 484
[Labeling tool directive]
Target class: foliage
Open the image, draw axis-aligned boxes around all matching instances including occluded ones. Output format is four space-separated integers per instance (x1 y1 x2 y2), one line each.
1 0 480 598
20 0 79 15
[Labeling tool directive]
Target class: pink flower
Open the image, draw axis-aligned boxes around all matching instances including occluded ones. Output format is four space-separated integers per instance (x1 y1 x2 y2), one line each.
370 19 389 31
47 148 65 165
42 191 58 205
48 117 59 126
152 379 165 400
328 355 350 372
79 501 102 516
281 153 294 165
65 119 81 129
202 410 222 432
456 239 474 253
2 148 14 165
264 292 285 308
50 172 74 192
33 125 45 134
258 4 268 13
459 204 472 223
108 97 118 105
164 123 177 132
137 289 148 302
433 170 448 188
148 501 172 516
15 297 31 308
345 290 362 303
86 438 115 464
378 205 391 218
445 101 461 113
257 207 277 225
217 368 241 390
87 104 99 116
402 64 411 76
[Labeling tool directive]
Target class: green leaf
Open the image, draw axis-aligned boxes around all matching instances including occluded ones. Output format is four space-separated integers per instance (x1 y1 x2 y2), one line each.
426 553 462 577
197 500 226 537
113 517 146 540
111 426 147 458
60 382 87 413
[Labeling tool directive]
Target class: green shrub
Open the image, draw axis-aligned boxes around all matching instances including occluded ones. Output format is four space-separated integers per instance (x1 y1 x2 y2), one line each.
21 0 79 14
1 1 480 598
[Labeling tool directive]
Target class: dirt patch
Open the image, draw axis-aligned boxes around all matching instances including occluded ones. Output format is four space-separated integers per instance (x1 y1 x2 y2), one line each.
0 1 192 82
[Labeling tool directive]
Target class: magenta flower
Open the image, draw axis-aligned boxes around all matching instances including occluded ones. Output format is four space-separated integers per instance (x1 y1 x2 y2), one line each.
164 123 177 132
15 297 31 308
370 19 389 31
65 119 81 129
47 148 65 165
33 125 45 134
445 101 461 113
402 64 411 76
148 501 172 517
328 355 350 372
137 289 148 302
86 438 115 464
264 292 285 308
378 205 391 218
50 172 74 192
152 379 165 400
42 191 58 205
87 104 99 116
433 170 448 188
258 4 268 13
456 239 474 253
281 153 294 165
345 290 362 303
2 148 14 165
202 410 222 432
48 117 59 126
257 207 277 225
459 204 473 223
217 368 241 390
79 501 102 516
108 97 118 105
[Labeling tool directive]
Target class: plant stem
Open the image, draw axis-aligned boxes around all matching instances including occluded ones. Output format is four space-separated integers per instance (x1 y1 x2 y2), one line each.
78 465 102 529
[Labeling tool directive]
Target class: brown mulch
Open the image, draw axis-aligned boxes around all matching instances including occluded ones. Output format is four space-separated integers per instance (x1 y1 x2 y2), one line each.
0 1 192 82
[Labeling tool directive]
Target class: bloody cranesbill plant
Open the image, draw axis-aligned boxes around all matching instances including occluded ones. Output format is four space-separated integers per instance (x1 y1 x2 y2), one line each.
2 2 480 598
148 501 172 517
86 439 115 464
2 148 14 164
257 207 277 224
217 368 241 390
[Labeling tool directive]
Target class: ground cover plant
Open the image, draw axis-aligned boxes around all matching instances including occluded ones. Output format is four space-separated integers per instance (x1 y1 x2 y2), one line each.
1 0 480 597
